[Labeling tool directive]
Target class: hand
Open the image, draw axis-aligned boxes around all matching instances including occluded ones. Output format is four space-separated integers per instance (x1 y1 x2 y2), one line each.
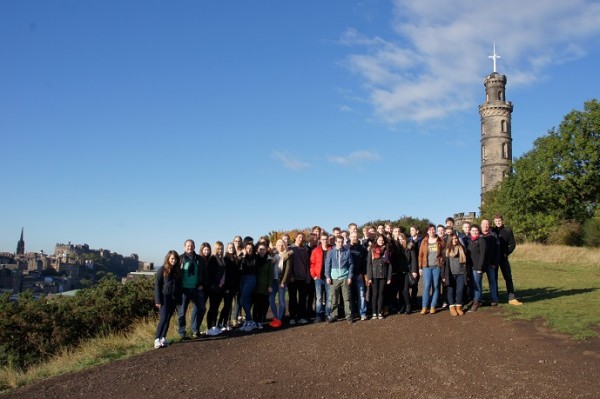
155 304 161 309
280 283 285 289
268 287 273 293
346 278 352 286
326 278 332 285
477 271 483 274
442 278 446 283
386 280 391 285
367 280 372 286
419 269 423 276
412 272 418 278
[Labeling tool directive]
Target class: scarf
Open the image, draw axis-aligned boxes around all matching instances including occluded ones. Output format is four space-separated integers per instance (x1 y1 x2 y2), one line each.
447 245 466 264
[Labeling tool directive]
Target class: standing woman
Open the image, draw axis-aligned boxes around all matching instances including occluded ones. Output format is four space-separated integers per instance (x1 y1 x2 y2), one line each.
367 235 392 319
239 242 258 332
206 241 226 336
218 242 240 331
253 242 273 327
270 239 292 327
198 242 212 332
418 224 444 315
466 224 487 312
154 250 182 348
397 233 418 314
442 234 468 316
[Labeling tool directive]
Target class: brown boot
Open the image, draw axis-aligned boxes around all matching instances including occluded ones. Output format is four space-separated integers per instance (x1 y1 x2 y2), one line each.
430 307 436 314
449 305 458 316
420 307 428 315
456 305 464 315
469 300 480 312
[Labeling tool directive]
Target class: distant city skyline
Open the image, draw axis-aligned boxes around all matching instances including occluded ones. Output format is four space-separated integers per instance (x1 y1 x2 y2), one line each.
2 1 600 265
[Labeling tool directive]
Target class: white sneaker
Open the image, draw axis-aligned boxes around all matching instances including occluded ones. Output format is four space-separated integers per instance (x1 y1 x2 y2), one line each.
159 337 169 347
297 318 308 324
360 315 367 321
225 325 232 331
154 338 161 349
245 321 256 332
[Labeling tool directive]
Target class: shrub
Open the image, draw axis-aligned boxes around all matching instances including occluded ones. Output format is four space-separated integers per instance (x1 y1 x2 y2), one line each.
548 220 584 246
583 218 600 247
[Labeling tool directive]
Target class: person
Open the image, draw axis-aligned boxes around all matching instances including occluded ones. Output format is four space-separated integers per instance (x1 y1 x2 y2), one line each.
197 242 212 331
178 239 207 339
408 225 423 309
306 232 318 320
346 230 368 321
239 242 258 332
269 239 292 327
253 242 272 328
154 250 182 348
217 242 240 331
466 224 487 312
288 233 310 325
397 233 418 314
481 219 500 306
310 232 332 322
442 235 467 316
492 214 523 305
367 235 392 319
206 241 226 336
418 224 444 315
325 235 355 323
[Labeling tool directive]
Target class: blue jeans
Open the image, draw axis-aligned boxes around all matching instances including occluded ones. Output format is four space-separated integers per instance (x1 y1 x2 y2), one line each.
314 278 331 318
178 287 205 336
240 274 256 322
446 273 465 306
485 267 499 303
269 280 287 320
421 267 440 308
472 270 483 301
353 276 367 316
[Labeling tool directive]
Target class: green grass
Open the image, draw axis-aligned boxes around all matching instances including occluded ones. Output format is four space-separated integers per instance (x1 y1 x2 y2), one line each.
496 244 600 340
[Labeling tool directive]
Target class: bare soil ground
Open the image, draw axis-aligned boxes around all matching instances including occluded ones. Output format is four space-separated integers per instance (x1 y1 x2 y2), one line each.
4 307 600 399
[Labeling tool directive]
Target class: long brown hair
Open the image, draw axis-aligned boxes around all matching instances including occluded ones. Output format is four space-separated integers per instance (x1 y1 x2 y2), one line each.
163 250 181 278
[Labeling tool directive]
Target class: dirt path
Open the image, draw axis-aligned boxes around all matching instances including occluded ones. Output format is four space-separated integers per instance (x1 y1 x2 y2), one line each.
4 308 600 399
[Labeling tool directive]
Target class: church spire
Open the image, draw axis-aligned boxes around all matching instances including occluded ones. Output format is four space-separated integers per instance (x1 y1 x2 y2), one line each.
16 228 25 255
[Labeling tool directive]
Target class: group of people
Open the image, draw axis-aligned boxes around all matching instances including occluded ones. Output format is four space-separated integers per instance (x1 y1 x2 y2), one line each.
153 214 523 348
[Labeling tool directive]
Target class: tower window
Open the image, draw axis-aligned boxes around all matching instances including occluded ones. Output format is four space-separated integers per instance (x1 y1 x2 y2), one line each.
501 120 508 133
482 172 485 188
486 93 489 102
502 143 509 159
482 145 487 160
498 90 504 101
481 123 485 135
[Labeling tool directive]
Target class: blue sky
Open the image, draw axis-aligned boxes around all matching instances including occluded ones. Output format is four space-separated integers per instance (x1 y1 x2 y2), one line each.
2 1 600 265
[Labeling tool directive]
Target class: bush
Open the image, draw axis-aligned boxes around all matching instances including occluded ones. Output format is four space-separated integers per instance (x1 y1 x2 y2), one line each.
0 275 154 370
583 218 600 247
548 220 584 246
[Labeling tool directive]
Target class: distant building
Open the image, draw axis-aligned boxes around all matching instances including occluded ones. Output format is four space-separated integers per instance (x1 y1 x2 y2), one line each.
16 228 25 255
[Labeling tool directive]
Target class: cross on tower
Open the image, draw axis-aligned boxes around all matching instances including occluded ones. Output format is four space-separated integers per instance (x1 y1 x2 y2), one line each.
488 42 501 73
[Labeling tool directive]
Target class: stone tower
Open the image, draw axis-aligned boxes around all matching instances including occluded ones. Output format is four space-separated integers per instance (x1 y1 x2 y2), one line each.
16 228 25 255
479 45 513 203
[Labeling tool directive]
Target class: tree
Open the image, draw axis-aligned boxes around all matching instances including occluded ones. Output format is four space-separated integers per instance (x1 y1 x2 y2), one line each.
482 99 600 241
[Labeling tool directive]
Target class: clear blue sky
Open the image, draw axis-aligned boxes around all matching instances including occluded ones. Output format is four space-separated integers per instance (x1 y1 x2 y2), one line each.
2 1 600 265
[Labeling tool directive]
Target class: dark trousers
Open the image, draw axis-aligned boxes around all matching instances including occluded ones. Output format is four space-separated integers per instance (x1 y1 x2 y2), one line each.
496 258 516 296
409 275 420 308
306 278 316 317
156 295 177 339
288 279 307 320
400 273 412 312
252 293 269 323
385 274 401 313
446 273 466 306
371 278 386 315
206 290 223 329
218 290 236 326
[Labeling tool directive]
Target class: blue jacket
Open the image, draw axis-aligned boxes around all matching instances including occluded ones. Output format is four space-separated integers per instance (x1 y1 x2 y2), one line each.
325 247 354 280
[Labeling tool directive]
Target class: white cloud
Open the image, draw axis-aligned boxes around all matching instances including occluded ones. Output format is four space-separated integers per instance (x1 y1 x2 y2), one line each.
271 150 311 171
328 150 381 166
341 0 600 123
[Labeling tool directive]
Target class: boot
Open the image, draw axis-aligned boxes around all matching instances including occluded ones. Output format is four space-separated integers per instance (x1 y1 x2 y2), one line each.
449 305 458 316
420 307 428 315
456 305 464 316
430 307 436 314
470 300 480 312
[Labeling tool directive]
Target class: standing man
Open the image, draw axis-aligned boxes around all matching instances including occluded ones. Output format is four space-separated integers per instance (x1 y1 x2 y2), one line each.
492 214 523 305
178 239 207 339
346 230 368 320
408 225 422 309
481 219 500 306
310 232 332 322
288 232 311 324
325 236 355 323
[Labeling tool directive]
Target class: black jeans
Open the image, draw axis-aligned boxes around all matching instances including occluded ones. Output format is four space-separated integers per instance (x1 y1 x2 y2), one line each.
288 279 307 320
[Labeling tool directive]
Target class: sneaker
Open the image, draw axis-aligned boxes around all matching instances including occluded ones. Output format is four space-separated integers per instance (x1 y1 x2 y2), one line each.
372 313 377 319
346 317 354 324
154 338 161 349
159 337 169 347
508 298 523 306
289 319 296 326
207 327 221 336
245 321 256 332
378 314 384 320
360 315 367 321
180 334 190 341
225 325 232 331
327 316 336 323
491 302 498 307
297 318 308 325
256 322 263 330
442 303 448 309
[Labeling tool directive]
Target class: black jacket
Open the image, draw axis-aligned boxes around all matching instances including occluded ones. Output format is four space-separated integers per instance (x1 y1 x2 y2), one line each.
466 236 487 272
493 225 516 261
154 266 182 305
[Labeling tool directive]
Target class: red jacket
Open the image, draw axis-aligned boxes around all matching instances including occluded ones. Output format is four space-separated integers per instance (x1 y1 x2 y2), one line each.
310 245 330 279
